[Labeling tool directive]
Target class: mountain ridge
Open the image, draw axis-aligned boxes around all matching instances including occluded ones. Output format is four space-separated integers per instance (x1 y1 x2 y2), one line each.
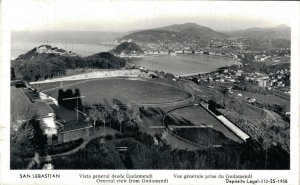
227 25 290 39
117 23 227 44
117 23 290 44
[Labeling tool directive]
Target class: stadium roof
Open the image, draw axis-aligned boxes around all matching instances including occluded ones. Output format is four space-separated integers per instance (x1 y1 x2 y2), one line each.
216 115 250 141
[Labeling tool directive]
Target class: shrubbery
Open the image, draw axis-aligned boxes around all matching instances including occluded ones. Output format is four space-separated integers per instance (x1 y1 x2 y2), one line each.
50 129 289 169
47 139 84 155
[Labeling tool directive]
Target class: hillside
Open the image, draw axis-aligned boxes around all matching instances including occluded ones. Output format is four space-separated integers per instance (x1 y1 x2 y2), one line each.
157 23 208 32
158 23 226 39
117 23 290 45
15 45 78 61
117 23 227 44
11 45 126 81
84 52 126 68
110 42 144 55
228 24 290 39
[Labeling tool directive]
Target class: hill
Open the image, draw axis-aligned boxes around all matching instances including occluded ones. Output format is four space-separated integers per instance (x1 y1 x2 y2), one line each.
84 52 126 68
110 42 144 55
158 23 225 38
116 23 227 44
228 24 290 39
117 23 290 45
11 45 126 81
15 45 78 61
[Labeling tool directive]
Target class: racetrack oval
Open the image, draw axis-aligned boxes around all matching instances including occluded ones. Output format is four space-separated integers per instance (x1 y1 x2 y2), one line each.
44 78 193 107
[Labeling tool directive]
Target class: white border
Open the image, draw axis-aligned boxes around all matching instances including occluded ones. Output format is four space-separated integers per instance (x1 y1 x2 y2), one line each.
1 1 299 185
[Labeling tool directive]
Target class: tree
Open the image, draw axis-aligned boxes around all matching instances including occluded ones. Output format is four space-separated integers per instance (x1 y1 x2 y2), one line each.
125 104 139 130
105 106 114 128
87 107 101 132
116 110 126 133
99 109 108 135
11 116 48 158
30 118 48 153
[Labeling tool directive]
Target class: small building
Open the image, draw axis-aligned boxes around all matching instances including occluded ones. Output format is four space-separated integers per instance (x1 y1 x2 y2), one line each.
11 86 92 145
255 79 267 87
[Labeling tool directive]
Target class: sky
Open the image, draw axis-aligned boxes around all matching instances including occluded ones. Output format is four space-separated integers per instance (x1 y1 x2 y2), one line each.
7 0 295 32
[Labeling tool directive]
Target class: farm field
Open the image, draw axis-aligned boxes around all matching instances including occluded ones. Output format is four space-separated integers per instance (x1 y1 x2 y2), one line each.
165 105 243 146
43 78 193 106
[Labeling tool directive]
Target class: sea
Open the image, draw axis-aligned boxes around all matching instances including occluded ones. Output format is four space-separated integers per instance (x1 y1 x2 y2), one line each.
132 55 239 76
11 41 115 59
12 41 239 76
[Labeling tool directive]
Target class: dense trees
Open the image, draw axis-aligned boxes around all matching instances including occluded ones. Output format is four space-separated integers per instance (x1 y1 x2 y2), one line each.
13 57 67 81
52 138 126 169
12 49 126 81
51 132 289 169
84 52 126 69
11 117 48 169
110 42 144 55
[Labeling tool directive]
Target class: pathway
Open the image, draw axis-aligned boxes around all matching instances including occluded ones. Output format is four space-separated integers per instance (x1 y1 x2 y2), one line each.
46 127 119 159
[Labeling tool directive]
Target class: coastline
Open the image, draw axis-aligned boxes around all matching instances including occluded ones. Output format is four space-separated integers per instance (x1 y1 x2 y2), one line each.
131 54 241 77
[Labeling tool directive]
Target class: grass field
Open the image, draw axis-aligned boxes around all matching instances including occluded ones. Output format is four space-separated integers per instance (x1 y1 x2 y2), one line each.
165 105 243 146
233 90 290 111
32 80 85 91
43 78 192 106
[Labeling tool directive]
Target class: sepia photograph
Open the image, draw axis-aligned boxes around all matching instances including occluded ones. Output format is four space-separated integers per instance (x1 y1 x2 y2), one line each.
1 0 300 184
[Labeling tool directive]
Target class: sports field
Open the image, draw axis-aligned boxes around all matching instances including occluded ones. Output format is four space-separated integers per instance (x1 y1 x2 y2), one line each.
165 105 243 145
43 78 193 106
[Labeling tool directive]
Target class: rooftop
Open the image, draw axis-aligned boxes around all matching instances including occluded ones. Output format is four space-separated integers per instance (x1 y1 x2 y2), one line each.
11 86 54 121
